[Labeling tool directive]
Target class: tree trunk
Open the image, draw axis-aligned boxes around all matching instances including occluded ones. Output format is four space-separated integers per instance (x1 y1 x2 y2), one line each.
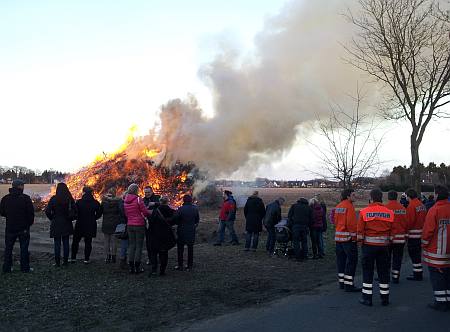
410 136 421 194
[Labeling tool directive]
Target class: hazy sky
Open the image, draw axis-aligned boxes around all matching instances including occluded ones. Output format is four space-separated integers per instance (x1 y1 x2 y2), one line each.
1 0 449 180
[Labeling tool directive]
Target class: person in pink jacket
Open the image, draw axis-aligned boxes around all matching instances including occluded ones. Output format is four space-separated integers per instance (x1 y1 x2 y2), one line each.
124 183 150 274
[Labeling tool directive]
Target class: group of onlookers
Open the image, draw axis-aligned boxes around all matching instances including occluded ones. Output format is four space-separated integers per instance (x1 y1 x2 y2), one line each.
213 190 328 260
0 181 199 276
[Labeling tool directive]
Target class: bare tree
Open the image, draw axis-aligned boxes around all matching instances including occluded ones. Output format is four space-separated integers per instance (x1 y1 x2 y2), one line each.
345 0 450 192
309 90 383 188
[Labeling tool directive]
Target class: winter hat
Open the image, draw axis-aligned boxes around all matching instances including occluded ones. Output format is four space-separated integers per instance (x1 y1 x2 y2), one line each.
12 179 25 188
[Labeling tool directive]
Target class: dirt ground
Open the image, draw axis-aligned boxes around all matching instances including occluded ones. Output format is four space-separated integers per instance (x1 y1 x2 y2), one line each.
0 187 362 331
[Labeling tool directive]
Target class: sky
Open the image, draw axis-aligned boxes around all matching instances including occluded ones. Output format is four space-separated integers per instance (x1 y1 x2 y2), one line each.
0 0 449 180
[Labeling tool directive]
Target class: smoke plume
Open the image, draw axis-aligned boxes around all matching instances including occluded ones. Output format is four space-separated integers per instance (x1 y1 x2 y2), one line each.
134 0 372 177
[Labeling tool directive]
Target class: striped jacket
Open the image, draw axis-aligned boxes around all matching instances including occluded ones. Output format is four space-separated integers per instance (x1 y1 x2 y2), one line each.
357 202 393 246
422 200 450 268
406 198 427 240
385 200 408 244
334 199 357 242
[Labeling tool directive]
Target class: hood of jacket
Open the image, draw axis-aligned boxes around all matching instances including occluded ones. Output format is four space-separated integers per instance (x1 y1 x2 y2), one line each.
9 187 24 196
297 198 309 205
124 194 138 204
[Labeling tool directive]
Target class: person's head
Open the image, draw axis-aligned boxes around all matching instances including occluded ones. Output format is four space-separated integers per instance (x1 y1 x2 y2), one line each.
159 196 169 205
370 188 383 203
144 186 154 197
341 188 355 202
309 197 319 206
127 183 139 195
387 190 398 201
434 185 449 201
183 194 193 204
277 197 285 205
11 179 25 191
405 188 418 200
106 187 116 197
83 186 93 195
55 182 73 203
223 190 232 200
252 190 259 197
428 194 435 201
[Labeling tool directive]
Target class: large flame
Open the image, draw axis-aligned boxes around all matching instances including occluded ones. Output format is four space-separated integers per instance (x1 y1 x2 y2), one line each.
48 127 196 207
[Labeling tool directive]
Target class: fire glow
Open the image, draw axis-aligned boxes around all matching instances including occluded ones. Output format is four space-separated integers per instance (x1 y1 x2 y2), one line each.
48 128 196 207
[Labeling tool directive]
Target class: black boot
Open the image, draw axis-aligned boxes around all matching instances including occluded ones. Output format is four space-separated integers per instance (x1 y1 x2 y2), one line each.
105 255 111 263
406 273 423 281
111 255 116 263
345 285 362 292
359 296 373 306
129 261 135 274
62 257 69 267
120 258 127 269
392 277 399 284
427 302 449 312
54 257 61 267
381 295 390 306
135 262 143 274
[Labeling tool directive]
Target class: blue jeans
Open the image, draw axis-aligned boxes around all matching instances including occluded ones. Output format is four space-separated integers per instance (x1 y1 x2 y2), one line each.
318 231 325 256
216 220 239 244
265 226 276 252
120 239 128 259
3 229 30 272
245 232 259 250
54 235 70 262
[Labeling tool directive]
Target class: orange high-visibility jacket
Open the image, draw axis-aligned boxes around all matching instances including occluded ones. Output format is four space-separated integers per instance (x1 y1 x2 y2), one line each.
385 200 408 244
406 198 427 239
357 202 393 246
422 200 450 268
334 199 357 242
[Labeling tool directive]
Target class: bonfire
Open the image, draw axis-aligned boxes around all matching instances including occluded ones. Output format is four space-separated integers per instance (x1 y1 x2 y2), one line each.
48 128 197 207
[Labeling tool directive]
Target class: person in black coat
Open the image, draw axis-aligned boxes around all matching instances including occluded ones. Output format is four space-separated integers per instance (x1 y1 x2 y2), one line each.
71 186 103 263
244 191 266 251
45 182 76 267
101 188 122 263
263 197 285 254
1 179 34 273
172 194 200 271
143 186 160 265
288 198 313 261
148 197 175 276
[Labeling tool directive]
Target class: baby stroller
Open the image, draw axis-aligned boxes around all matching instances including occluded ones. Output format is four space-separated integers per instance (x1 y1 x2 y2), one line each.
273 219 293 257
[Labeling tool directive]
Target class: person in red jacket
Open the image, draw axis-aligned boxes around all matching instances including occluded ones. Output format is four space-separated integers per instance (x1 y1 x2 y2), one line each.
214 190 239 246
357 188 394 306
422 185 450 311
405 188 427 281
334 188 360 292
385 190 408 283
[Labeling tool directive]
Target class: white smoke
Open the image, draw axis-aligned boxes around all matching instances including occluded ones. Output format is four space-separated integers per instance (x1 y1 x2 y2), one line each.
135 0 376 177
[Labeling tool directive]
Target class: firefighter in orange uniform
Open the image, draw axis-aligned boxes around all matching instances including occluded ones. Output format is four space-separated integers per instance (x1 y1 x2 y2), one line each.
405 188 427 281
385 190 408 283
422 185 450 311
334 188 360 292
357 189 393 306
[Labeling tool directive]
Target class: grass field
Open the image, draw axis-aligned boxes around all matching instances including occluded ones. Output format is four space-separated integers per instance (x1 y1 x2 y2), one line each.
0 186 365 331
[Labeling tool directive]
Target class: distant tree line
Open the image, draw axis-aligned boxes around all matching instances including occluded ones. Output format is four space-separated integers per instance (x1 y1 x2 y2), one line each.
377 162 450 192
0 166 68 184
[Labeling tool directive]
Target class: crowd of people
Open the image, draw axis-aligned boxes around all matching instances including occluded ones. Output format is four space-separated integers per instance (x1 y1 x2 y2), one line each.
0 180 199 276
333 186 450 311
1 179 450 313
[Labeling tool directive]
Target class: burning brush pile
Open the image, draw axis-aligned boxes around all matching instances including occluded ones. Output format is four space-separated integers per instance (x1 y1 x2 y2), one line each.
45 130 201 207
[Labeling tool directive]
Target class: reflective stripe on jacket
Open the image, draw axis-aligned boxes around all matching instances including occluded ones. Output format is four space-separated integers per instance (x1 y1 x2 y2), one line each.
334 199 357 242
385 200 408 244
407 198 427 238
357 203 393 246
422 200 450 268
